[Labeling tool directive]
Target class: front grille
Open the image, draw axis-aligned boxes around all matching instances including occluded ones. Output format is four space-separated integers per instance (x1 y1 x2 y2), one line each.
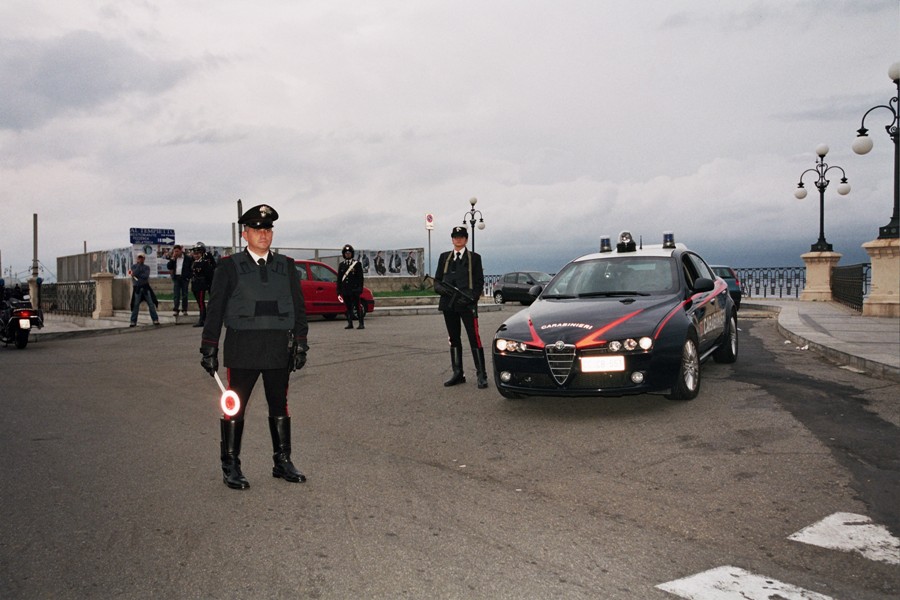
545 343 576 384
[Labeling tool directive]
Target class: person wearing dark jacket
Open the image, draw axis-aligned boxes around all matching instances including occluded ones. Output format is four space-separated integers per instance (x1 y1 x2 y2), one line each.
433 226 488 389
200 204 309 490
336 244 365 330
190 242 216 327
128 253 160 327
167 245 193 316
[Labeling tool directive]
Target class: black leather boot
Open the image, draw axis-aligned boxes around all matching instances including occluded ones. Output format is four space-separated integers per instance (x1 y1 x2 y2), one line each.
443 347 466 386
357 310 365 329
345 311 354 329
220 418 249 490
269 416 306 483
473 347 489 389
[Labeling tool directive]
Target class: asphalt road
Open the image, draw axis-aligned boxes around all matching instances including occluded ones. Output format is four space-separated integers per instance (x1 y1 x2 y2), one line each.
1 308 897 599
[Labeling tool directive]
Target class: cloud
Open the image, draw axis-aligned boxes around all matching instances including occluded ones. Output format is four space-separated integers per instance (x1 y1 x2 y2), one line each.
0 1 895 282
0 30 191 130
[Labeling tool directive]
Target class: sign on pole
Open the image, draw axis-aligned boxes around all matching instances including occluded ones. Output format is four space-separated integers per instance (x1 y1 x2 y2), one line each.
129 228 176 276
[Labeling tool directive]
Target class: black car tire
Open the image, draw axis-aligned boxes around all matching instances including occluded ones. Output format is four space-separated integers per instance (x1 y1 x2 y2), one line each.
713 313 738 364
494 291 504 304
15 329 29 349
666 334 700 401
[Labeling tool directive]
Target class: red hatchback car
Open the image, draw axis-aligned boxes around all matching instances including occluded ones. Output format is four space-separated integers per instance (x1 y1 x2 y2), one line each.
295 259 376 320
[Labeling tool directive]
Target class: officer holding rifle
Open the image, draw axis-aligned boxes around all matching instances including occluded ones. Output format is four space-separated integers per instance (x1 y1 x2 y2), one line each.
433 226 488 389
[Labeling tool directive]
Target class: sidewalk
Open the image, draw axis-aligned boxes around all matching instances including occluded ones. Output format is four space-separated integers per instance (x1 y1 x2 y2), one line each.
27 300 899 383
30 302 502 340
743 299 900 383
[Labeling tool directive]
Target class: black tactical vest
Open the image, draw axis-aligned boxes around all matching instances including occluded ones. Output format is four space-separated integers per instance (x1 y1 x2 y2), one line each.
224 253 295 330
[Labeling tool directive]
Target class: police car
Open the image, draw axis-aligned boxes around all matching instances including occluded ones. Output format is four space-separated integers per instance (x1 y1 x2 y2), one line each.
492 231 738 400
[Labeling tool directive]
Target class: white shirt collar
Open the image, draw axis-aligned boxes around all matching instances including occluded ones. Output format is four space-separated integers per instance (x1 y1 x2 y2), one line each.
247 249 268 264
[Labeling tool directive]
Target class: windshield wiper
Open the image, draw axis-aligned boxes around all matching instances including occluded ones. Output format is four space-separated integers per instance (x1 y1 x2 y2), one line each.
577 291 650 297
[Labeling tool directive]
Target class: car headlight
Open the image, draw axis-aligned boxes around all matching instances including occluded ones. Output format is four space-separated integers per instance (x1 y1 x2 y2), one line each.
605 337 653 352
495 338 529 353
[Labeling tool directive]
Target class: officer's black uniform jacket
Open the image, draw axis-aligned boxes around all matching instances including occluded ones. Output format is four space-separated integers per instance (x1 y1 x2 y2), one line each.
201 250 308 370
434 248 484 313
191 253 216 293
337 259 364 296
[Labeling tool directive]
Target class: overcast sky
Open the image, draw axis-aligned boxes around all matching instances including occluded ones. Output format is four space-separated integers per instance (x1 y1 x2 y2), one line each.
1 0 897 281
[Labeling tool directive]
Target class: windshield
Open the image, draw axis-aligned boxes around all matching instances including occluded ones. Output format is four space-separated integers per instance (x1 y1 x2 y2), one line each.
712 266 734 279
526 271 552 283
542 257 678 298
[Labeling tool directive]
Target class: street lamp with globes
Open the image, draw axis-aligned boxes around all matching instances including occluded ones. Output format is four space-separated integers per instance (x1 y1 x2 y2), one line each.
794 144 851 252
851 61 899 239
462 197 485 252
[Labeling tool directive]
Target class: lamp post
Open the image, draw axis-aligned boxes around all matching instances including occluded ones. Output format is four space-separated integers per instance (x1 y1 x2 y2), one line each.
462 197 485 252
794 144 851 252
851 61 900 239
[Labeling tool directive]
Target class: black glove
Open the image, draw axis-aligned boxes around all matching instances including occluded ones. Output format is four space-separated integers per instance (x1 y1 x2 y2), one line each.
292 342 308 372
200 345 218 376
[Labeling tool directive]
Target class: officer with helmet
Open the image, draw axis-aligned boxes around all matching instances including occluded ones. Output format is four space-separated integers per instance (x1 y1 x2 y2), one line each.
199 204 309 490
337 244 366 330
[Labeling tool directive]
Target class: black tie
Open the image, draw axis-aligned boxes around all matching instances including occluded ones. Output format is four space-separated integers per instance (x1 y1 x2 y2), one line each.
455 252 461 262
258 257 268 282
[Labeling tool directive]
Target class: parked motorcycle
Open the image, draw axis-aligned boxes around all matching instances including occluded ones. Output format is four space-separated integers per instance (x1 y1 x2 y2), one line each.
1 296 44 349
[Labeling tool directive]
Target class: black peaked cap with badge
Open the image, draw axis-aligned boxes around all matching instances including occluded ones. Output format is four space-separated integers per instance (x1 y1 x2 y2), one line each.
451 226 468 238
239 204 279 229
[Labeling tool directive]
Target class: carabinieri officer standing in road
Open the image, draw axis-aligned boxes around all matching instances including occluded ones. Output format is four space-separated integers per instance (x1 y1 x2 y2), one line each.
434 226 488 389
200 204 309 490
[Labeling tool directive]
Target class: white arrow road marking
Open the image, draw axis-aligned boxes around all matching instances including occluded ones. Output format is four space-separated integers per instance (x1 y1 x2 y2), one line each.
657 566 834 599
789 512 900 565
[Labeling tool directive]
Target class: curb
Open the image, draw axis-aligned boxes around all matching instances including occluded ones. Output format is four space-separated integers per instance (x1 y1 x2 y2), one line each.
743 301 900 384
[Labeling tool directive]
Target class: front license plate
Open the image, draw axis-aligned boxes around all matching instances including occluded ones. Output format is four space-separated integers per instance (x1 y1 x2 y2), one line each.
580 355 625 372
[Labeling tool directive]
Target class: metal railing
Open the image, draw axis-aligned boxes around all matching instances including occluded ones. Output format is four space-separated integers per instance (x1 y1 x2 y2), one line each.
735 267 807 299
831 263 870 312
39 281 96 316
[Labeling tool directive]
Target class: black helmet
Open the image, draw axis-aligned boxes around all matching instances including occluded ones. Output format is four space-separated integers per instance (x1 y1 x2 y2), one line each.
191 242 206 253
342 244 355 257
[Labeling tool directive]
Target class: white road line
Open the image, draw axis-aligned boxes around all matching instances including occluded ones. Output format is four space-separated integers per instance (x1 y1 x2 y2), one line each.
657 565 834 599
789 512 900 565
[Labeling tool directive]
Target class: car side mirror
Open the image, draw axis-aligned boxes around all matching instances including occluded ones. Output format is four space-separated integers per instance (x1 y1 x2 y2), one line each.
692 277 715 293
528 284 543 298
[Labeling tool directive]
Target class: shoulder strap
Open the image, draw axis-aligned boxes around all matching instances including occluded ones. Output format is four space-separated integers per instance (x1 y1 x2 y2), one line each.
341 260 359 282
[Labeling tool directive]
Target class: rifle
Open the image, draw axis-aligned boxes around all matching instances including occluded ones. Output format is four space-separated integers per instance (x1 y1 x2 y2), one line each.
427 275 477 311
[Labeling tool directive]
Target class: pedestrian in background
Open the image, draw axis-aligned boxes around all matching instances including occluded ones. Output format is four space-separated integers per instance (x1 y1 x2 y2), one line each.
190 242 216 328
433 226 488 389
167 244 193 317
200 204 309 490
337 244 365 330
128 253 160 327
